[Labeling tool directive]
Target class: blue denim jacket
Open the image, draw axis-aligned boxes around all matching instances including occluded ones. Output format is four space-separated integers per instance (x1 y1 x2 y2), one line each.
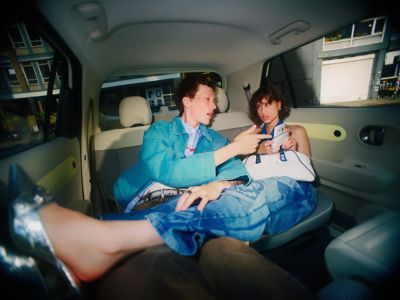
113 117 250 209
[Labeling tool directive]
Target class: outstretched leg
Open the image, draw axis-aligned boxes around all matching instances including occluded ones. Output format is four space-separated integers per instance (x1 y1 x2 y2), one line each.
40 204 163 282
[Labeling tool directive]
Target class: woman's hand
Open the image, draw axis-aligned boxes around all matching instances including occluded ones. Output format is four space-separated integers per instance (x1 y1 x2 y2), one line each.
257 140 273 154
282 136 297 151
175 181 231 212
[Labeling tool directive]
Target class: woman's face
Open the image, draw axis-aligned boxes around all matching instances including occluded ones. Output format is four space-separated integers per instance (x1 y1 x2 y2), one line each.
256 97 281 125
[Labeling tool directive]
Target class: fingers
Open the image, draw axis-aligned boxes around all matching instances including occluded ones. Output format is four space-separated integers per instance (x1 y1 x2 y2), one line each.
175 190 193 211
175 183 221 211
282 137 297 151
262 140 273 146
175 191 191 211
244 124 258 134
197 197 210 211
256 134 272 140
175 188 206 211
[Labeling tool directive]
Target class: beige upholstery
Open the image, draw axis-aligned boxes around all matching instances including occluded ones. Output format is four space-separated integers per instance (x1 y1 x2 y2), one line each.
215 87 229 113
119 96 152 127
94 96 153 198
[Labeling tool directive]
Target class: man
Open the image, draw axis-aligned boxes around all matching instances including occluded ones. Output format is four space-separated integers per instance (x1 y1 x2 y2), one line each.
113 74 265 212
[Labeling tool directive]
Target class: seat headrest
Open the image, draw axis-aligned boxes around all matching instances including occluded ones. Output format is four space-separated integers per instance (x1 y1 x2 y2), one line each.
119 96 152 127
215 87 229 113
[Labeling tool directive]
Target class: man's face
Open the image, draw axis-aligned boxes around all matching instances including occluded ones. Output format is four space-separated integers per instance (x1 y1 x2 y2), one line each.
184 84 216 126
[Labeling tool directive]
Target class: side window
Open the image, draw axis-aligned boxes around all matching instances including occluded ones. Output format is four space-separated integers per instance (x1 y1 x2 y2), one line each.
0 20 65 158
99 72 222 131
265 16 400 107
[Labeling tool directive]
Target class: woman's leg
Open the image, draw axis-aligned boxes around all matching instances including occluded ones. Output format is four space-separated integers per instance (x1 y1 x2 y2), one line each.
40 204 164 282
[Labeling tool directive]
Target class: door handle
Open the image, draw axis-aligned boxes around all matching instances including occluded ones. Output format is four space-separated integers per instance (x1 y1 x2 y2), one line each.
360 126 385 146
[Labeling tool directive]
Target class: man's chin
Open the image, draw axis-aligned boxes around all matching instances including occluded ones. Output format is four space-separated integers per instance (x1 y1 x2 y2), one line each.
203 118 211 125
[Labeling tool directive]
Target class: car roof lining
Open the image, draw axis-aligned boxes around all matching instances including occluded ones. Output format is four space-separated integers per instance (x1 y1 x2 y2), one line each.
36 0 376 80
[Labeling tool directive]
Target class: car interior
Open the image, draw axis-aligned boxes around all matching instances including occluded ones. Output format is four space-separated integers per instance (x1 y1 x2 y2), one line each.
1 0 399 299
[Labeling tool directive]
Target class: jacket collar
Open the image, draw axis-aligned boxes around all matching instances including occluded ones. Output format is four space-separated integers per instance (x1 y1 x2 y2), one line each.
170 116 212 143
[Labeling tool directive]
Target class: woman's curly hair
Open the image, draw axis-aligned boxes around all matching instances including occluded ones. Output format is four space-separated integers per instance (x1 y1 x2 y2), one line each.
248 83 290 126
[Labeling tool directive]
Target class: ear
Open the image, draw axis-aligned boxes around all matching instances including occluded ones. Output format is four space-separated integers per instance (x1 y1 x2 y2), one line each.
182 96 191 109
277 101 282 110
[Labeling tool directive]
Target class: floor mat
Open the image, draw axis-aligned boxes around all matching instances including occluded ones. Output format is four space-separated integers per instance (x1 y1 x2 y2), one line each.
260 226 334 294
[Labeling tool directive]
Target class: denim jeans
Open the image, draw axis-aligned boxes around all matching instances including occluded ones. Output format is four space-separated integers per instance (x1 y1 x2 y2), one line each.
102 177 317 256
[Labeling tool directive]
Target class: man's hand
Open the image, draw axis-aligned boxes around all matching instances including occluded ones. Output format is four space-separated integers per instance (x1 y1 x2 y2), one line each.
175 181 231 212
232 125 271 155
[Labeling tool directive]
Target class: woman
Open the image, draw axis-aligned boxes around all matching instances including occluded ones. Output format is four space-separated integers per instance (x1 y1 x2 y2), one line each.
248 84 311 157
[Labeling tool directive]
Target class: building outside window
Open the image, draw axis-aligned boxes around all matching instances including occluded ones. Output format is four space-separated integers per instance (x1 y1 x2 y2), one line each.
24 23 43 47
8 24 26 48
3 67 20 87
323 16 386 50
21 62 39 85
38 60 51 83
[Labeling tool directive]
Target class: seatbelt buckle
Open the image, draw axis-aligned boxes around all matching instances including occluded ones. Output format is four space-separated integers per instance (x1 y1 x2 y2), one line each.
279 146 287 162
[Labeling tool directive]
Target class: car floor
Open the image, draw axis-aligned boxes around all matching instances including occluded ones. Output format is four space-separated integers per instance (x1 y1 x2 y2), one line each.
259 226 335 294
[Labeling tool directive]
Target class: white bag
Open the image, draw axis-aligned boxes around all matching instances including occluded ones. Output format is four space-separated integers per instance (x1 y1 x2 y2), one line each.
243 150 316 182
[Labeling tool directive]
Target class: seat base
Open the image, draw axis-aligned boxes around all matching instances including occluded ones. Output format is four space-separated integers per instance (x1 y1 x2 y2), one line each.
251 190 333 251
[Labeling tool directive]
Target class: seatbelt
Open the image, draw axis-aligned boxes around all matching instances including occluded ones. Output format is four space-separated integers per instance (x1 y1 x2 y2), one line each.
242 82 252 103
88 98 117 214
44 52 59 141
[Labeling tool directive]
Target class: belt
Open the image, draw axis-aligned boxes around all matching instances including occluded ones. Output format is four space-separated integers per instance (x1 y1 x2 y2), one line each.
134 188 187 211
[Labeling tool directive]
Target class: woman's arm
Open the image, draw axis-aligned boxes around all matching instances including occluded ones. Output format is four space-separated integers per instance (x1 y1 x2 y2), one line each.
257 125 311 157
286 125 312 157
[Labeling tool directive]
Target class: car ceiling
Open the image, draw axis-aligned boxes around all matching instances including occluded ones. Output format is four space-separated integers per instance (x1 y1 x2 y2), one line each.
35 0 376 79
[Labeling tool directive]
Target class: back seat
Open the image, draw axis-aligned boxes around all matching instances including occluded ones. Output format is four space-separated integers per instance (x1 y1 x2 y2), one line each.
93 91 332 250
94 96 152 197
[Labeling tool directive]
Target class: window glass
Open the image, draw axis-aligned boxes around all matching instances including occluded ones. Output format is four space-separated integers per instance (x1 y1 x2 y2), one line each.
2 67 20 87
99 71 222 131
374 18 385 34
0 20 61 158
38 60 51 83
266 16 400 107
24 22 43 47
354 19 374 38
21 62 39 85
8 24 26 48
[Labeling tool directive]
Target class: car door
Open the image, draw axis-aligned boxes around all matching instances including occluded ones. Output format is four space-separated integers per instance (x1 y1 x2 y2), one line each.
0 14 87 212
266 15 400 229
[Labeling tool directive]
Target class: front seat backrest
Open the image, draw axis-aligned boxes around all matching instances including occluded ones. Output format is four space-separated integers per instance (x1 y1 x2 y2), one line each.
119 96 152 127
215 87 229 113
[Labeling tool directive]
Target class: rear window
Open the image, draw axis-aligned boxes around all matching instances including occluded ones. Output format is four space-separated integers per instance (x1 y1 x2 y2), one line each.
99 71 222 131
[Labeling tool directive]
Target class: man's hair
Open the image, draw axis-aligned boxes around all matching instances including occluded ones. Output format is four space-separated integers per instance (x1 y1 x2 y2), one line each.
248 83 290 126
175 74 216 116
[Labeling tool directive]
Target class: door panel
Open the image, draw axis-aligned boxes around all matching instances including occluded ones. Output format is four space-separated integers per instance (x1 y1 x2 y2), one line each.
0 137 88 212
288 106 400 222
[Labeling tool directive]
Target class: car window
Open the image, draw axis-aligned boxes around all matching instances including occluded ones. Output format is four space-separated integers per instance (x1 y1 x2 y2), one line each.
99 71 222 131
0 19 65 158
264 16 400 107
